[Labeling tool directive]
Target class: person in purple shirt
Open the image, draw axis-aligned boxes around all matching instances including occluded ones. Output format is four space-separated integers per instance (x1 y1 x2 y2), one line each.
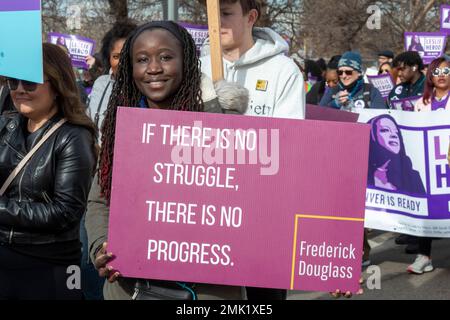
408 57 450 275
415 57 450 112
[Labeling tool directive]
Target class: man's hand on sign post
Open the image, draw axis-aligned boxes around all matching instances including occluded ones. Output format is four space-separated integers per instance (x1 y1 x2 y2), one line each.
94 242 120 283
331 277 364 299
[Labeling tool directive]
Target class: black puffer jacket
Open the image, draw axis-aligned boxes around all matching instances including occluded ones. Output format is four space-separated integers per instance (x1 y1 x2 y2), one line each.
0 112 96 246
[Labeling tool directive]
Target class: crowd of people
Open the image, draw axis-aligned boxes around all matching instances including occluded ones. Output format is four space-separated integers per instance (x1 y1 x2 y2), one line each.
0 0 449 300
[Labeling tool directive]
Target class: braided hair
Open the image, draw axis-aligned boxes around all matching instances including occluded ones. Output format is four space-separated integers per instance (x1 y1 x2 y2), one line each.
99 21 204 202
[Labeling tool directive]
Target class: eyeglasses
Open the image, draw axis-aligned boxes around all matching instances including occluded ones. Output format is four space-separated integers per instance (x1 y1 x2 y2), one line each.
337 70 354 76
432 67 450 77
6 78 48 92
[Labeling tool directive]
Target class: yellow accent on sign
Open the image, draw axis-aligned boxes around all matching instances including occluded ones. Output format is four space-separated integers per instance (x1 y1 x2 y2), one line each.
290 214 364 290
256 80 268 91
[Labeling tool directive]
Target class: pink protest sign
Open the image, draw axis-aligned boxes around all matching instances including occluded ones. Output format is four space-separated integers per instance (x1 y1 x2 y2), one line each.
108 108 370 293
306 104 359 123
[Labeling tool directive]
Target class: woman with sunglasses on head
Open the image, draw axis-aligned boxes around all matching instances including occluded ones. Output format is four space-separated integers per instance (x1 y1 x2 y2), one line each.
85 21 247 300
0 44 97 300
405 57 450 275
319 51 386 110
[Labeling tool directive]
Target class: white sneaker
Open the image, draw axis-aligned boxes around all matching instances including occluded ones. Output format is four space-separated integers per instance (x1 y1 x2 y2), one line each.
407 254 434 274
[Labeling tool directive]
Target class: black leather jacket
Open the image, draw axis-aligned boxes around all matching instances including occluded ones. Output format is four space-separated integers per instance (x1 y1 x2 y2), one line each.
0 112 96 246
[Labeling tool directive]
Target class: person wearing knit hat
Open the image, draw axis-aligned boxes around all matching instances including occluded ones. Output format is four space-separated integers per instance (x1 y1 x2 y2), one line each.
338 51 363 73
319 51 387 110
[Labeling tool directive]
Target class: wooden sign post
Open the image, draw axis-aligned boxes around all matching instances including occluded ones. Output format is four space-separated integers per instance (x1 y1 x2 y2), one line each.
206 0 224 81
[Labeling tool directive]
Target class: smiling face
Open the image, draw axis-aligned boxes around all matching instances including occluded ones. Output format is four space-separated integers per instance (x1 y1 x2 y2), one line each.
132 29 183 109
376 118 401 155
10 77 57 122
338 67 360 87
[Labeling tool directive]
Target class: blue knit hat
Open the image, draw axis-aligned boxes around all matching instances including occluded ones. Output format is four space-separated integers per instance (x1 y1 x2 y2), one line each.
338 51 362 73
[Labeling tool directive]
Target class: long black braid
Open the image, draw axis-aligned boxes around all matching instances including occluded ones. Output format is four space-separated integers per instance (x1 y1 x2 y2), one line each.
99 21 204 202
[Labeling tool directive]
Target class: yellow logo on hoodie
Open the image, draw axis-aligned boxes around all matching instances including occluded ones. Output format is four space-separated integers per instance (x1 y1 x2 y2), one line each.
256 80 268 91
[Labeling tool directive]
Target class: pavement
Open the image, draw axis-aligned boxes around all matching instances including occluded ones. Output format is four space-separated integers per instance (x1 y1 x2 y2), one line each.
288 231 450 300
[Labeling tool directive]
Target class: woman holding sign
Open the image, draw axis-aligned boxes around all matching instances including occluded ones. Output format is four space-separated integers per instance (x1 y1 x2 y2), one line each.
0 44 97 299
85 21 247 300
407 57 450 274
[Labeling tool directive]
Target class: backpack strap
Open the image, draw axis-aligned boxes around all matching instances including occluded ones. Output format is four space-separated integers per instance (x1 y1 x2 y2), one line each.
363 83 372 108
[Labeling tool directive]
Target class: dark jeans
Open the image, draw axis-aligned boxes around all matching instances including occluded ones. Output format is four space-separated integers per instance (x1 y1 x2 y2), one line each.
246 287 287 300
0 245 82 300
418 237 432 257
363 229 371 261
80 213 105 300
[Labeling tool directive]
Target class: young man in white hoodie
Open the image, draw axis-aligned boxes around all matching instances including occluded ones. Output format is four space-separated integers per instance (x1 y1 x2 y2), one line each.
200 0 305 120
200 0 304 300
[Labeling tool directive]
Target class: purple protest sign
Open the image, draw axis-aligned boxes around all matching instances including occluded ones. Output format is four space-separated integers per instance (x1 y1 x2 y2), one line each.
404 32 447 65
358 109 450 238
179 22 209 55
0 0 40 12
107 108 370 293
441 5 450 35
48 32 96 69
367 74 395 100
390 96 421 112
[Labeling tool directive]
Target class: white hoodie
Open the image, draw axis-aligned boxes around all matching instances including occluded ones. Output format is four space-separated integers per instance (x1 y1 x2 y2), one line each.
200 28 305 120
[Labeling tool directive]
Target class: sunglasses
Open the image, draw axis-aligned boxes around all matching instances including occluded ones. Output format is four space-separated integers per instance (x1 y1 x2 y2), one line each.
337 70 354 76
432 67 450 77
6 78 48 92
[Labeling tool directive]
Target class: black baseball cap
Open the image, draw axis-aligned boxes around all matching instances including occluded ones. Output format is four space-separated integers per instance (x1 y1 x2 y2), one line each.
378 50 394 59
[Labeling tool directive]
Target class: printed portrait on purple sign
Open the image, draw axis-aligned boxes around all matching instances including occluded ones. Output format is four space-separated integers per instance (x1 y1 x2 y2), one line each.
408 35 425 53
442 5 450 32
367 114 425 195
404 32 448 65
391 96 421 112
